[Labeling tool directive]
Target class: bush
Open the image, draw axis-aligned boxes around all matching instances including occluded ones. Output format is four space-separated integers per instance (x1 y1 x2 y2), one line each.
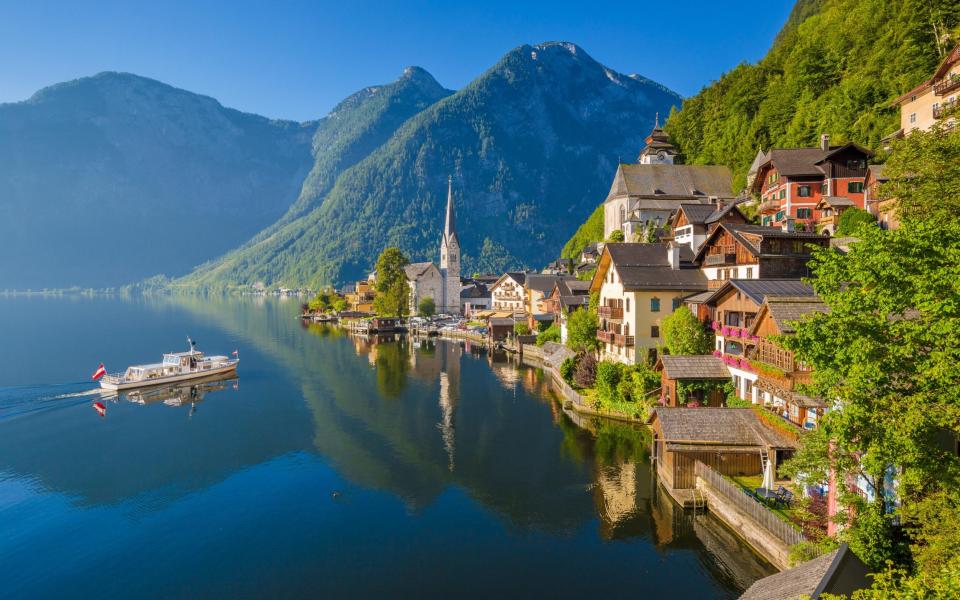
595 361 626 405
417 296 436 317
514 322 531 335
566 307 599 353
573 353 597 388
606 229 625 242
560 356 576 383
536 323 561 346
836 207 876 235
661 305 713 355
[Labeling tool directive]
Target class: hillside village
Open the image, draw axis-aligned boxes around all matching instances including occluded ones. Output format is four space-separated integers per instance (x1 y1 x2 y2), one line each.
300 43 960 595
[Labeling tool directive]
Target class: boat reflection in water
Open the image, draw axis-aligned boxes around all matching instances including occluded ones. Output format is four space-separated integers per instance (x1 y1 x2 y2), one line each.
103 374 239 409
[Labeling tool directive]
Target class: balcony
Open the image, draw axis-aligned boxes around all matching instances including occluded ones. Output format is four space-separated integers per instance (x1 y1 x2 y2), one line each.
933 101 955 119
934 76 960 97
704 252 737 266
760 199 780 213
596 330 635 346
598 305 623 320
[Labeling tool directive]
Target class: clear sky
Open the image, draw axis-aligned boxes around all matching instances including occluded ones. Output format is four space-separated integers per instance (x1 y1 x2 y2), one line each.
0 0 795 122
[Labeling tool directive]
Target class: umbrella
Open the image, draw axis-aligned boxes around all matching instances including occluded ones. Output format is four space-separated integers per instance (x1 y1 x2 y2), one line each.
762 453 776 490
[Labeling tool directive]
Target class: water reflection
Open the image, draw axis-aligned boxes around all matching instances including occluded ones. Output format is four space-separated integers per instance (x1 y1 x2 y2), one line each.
116 375 237 408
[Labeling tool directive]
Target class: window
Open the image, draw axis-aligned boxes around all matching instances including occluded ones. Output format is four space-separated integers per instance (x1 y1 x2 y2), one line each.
797 208 812 219
910 112 917 124
619 206 625 227
672 297 681 310
762 216 771 226
797 185 811 197
650 297 660 312
775 210 784 221
846 159 865 170
625 298 630 312
821 182 828 194
848 181 864 193
651 325 660 338
779 189 786 200
746 267 753 278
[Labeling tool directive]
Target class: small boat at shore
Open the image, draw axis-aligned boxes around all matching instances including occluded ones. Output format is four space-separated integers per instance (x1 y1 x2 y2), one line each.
97 338 239 391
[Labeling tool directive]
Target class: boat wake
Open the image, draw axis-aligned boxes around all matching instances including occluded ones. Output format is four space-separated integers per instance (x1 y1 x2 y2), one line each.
0 382 106 420
45 388 103 400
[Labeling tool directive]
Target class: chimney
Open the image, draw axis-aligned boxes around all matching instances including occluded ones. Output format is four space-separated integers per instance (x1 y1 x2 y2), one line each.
709 195 724 209
782 217 795 233
820 134 830 151
667 242 681 270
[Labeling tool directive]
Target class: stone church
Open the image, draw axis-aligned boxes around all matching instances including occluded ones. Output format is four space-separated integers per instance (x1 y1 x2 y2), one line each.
406 177 461 315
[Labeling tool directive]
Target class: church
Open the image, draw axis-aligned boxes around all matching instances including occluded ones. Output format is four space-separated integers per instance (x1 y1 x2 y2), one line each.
405 177 462 315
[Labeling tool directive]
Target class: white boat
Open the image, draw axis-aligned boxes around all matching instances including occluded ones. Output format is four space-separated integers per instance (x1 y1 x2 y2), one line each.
99 339 239 391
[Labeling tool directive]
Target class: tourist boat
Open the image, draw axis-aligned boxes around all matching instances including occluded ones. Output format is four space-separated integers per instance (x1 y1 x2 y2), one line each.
98 339 239 391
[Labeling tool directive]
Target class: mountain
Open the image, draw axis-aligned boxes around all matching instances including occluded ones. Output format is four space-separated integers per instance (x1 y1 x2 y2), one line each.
180 42 682 289
0 72 315 289
664 0 960 190
204 66 454 268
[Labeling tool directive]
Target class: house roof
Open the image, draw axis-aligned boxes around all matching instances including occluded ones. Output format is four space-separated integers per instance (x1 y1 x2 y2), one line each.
865 164 888 184
682 290 715 304
606 164 734 201
816 196 856 209
597 243 707 292
650 407 797 449
460 283 490 299
658 355 731 380
553 279 590 297
694 224 829 263
750 296 829 335
893 44 960 104
492 272 528 289
705 279 816 307
677 203 718 225
747 147 766 176
739 544 870 600
526 274 576 294
559 295 590 310
404 261 437 279
488 317 515 326
754 144 874 184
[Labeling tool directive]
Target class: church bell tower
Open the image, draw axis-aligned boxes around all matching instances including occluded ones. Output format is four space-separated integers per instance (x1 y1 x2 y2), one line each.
439 176 461 315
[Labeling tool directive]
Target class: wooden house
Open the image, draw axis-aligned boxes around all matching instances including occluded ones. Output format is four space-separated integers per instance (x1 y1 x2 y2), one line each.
740 543 871 600
670 200 748 252
656 355 731 407
694 223 829 289
649 408 797 498
814 196 857 235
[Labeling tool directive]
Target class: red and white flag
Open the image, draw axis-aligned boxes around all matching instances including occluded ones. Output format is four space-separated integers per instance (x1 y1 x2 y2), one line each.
232 350 239 357
93 402 106 417
92 363 107 380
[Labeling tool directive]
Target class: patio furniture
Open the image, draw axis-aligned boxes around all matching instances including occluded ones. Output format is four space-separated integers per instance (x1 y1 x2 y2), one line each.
775 486 794 507
755 487 778 505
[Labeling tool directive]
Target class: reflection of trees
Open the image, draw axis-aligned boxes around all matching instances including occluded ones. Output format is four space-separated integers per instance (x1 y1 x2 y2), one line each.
373 341 410 399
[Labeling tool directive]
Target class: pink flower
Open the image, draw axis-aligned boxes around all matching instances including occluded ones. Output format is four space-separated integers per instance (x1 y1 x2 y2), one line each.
730 328 740 338
688 401 700 408
721 326 731 336
711 321 720 331
712 350 722 357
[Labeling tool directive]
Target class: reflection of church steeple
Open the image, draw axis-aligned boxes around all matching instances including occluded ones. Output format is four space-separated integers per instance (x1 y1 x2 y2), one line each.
437 343 460 472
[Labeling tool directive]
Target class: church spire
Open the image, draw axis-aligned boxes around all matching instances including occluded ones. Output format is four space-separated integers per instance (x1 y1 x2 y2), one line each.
444 175 457 243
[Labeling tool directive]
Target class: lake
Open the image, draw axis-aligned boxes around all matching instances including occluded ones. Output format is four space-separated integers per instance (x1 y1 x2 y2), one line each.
0 295 774 599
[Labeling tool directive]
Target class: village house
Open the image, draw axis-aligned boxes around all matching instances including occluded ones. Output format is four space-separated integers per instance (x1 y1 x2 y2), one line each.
345 277 376 313
704 279 817 404
489 272 527 312
542 279 590 343
750 135 873 230
649 407 796 504
524 273 577 330
745 296 830 430
603 123 735 241
814 196 856 235
590 243 707 365
863 165 897 230
887 43 960 141
459 281 491 316
739 543 871 600
656 355 732 407
693 223 830 290
669 199 748 252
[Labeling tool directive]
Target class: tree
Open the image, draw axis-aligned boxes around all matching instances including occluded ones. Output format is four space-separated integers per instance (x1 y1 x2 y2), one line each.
332 298 347 313
372 247 410 317
606 229 625 243
661 305 713 355
513 321 531 335
536 323 561 346
882 121 960 223
836 207 876 235
418 296 436 317
566 307 599 353
783 218 960 570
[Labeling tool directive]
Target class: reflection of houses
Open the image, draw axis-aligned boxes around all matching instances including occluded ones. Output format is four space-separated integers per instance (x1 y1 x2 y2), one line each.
656 355 731 407
603 122 734 241
746 296 829 430
649 408 797 504
694 224 829 289
591 243 707 365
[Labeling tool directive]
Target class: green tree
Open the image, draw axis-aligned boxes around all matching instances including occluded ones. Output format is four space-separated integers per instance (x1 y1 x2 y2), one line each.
836 207 876 235
417 296 436 317
661 305 713 355
372 247 410 317
513 321 531 335
606 229 625 243
566 307 599 353
783 219 960 569
332 298 347 313
882 121 960 223
536 323 561 346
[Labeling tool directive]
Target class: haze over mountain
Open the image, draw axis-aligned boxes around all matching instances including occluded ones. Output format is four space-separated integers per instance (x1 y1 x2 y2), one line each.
182 42 681 289
0 72 315 289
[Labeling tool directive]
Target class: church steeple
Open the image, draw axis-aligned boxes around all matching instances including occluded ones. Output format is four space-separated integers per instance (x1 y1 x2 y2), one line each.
443 175 458 246
638 113 678 164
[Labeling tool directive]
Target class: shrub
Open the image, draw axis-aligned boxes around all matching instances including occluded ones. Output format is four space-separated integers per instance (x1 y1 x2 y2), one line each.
514 322 531 335
573 352 597 388
606 229 625 242
661 305 713 355
595 361 626 405
836 207 876 235
560 356 576 383
536 323 561 346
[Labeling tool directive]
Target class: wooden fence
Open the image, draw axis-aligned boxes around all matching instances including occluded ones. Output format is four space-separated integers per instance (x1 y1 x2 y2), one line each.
695 460 810 549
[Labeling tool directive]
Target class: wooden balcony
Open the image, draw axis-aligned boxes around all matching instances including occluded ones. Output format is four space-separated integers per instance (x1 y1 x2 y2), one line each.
933 102 955 119
760 199 780 213
934 77 960 96
597 330 634 346
704 252 737 266
598 305 623 320
597 330 614 344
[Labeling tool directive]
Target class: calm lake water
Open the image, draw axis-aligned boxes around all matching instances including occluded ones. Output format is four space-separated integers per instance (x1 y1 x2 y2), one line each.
0 295 773 599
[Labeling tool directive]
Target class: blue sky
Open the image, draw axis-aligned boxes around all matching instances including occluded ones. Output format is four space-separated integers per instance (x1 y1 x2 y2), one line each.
0 0 794 121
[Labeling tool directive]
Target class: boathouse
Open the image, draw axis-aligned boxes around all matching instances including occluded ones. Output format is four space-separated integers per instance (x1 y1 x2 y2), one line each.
649 407 796 492
656 354 731 407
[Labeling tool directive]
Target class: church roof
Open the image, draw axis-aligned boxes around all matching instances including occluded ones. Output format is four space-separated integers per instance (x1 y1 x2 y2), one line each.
404 262 437 279
606 164 734 201
443 175 459 247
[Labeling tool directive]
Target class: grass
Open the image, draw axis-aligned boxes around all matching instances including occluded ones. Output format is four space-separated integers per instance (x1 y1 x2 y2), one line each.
576 387 648 420
727 474 805 531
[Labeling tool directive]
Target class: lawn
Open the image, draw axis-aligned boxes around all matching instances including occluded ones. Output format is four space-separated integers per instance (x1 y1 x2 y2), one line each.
726 474 829 539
